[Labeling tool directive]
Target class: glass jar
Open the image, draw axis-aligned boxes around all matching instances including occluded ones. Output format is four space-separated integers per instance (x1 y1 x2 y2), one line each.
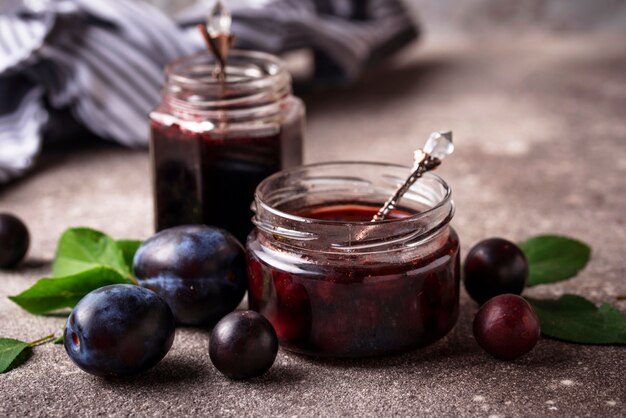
246 162 460 357
149 50 304 243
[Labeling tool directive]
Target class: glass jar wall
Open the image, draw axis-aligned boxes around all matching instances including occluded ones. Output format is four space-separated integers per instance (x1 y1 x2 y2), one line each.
246 162 460 357
150 50 304 243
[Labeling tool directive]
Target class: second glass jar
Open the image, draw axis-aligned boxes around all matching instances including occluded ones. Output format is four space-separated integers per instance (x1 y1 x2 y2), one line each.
149 50 304 243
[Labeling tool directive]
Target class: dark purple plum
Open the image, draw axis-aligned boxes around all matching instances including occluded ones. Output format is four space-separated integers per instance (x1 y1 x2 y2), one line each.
209 310 278 380
464 238 528 304
0 213 30 268
64 284 175 377
133 225 247 325
473 294 540 361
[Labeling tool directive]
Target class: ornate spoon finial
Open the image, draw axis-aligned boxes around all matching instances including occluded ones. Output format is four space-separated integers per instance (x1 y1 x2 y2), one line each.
372 131 454 222
197 0 234 80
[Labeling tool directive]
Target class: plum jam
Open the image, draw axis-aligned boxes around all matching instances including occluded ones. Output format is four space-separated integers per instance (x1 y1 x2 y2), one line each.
246 162 460 357
150 51 304 243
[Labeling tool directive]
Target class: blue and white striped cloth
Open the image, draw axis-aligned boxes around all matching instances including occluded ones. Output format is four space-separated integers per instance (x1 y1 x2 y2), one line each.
0 0 417 183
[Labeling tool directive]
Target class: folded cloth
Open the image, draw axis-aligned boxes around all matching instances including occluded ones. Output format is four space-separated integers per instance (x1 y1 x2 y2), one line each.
0 0 418 183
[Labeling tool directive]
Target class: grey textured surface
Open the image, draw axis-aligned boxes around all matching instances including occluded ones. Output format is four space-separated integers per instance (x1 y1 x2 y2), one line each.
1 35 626 417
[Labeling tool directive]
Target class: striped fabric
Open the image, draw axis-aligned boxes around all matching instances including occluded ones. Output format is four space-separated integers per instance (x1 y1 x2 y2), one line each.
0 0 417 183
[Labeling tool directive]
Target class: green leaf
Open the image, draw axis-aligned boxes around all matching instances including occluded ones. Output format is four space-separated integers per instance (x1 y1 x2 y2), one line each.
52 228 130 278
0 338 30 373
116 240 142 271
53 327 65 344
527 294 626 344
9 267 133 315
519 235 591 286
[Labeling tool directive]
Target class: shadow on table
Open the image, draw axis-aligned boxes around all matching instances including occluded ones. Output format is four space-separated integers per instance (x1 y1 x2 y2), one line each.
294 337 574 375
239 363 307 387
96 355 210 389
291 302 574 373
91 354 306 390
10 258 51 271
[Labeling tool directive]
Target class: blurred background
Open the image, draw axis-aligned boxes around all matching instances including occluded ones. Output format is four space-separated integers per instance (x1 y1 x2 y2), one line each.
2 0 626 182
403 0 626 35
0 0 625 249
154 0 626 34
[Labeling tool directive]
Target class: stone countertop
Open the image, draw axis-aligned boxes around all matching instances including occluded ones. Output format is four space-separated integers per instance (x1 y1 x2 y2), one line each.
1 35 625 417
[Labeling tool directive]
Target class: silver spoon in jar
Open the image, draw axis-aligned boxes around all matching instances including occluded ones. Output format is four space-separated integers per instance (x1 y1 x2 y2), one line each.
371 131 454 222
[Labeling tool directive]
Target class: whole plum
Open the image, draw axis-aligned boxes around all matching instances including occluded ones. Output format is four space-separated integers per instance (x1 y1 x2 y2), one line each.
464 238 528 304
473 294 540 361
0 213 30 268
133 225 247 325
64 284 175 377
209 310 278 379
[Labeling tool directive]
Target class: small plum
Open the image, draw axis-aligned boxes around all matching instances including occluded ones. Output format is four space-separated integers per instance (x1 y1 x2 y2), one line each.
0 213 29 268
209 310 278 380
464 238 528 304
473 294 540 361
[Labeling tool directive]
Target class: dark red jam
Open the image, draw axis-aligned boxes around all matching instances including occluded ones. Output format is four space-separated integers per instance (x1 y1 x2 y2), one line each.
150 122 285 243
246 204 461 357
295 204 411 221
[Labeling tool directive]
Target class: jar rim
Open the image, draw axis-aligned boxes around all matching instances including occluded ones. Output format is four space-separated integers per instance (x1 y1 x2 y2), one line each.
253 161 455 252
256 161 452 224
165 49 289 89
161 50 292 117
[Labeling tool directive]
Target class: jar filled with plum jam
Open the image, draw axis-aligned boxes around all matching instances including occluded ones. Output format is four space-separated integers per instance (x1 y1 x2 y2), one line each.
150 51 304 243
247 162 460 357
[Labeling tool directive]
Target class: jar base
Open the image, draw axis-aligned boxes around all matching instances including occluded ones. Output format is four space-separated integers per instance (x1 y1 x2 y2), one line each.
272 307 459 359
